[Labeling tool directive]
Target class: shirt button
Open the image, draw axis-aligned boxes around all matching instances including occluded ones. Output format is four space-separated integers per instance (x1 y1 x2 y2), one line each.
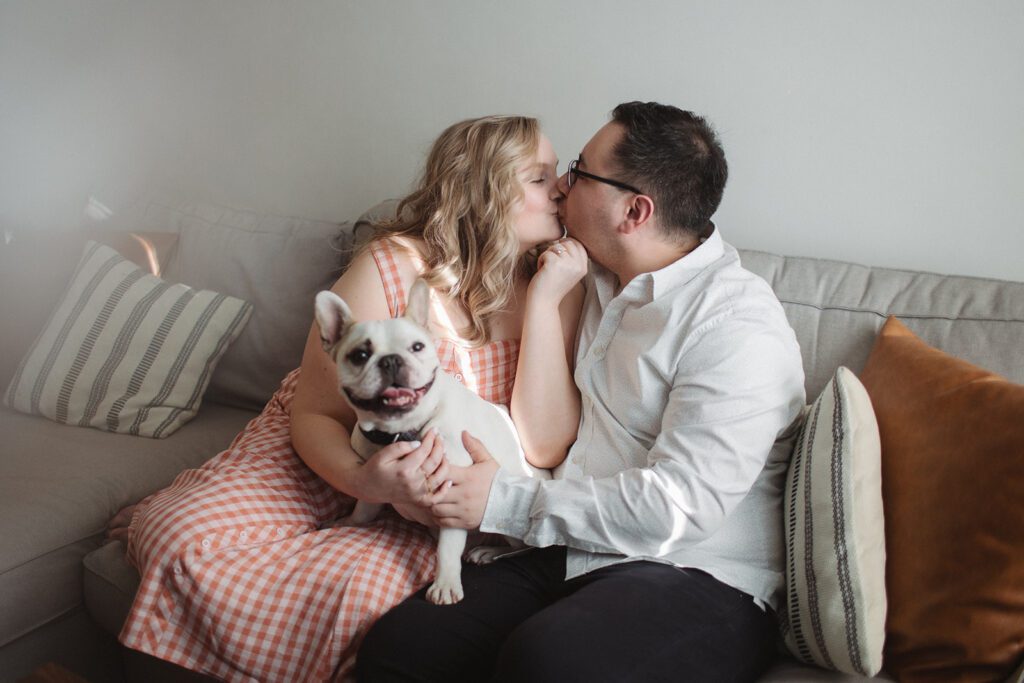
454 373 463 382
173 564 183 575
239 531 248 541
201 539 211 549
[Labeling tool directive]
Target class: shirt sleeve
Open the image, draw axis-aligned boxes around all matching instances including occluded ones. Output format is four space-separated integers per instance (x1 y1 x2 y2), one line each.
480 309 805 557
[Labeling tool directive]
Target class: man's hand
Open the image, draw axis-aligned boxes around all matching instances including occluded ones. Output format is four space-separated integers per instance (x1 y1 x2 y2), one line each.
430 431 500 530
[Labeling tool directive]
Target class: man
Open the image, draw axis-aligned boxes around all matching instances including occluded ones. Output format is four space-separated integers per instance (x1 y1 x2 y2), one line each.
357 102 806 682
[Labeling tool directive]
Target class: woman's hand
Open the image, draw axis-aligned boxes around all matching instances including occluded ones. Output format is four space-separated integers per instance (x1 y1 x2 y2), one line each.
106 504 138 543
353 428 452 507
529 237 588 304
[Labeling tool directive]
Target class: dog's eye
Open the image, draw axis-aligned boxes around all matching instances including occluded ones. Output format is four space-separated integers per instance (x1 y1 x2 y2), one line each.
347 349 371 365
411 341 425 353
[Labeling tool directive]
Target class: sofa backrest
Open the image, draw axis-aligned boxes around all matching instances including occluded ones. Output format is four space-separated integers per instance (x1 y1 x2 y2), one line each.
344 199 1024 402
5 197 1020 414
0 200 367 413
740 249 1024 399
148 201 366 410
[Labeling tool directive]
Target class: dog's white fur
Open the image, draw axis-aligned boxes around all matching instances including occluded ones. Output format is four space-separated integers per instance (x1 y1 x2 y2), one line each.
314 279 548 604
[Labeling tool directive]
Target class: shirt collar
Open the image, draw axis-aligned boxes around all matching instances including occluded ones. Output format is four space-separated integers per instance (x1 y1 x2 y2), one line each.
591 225 726 305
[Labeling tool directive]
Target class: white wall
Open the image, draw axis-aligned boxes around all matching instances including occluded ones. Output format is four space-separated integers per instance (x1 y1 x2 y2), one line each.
2 0 1022 281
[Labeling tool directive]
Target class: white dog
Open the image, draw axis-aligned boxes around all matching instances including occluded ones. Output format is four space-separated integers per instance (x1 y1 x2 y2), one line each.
314 279 548 604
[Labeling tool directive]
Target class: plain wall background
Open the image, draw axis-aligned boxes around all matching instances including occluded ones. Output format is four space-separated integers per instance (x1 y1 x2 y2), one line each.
1 0 1021 281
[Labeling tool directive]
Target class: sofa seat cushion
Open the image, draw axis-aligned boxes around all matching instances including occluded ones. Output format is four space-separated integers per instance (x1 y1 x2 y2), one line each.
759 657 893 681
0 403 255 650
83 540 140 639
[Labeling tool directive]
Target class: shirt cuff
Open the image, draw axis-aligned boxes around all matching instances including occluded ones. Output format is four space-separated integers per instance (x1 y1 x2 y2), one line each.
479 467 541 540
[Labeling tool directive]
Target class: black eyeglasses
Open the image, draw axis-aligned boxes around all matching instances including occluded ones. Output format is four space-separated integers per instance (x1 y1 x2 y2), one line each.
567 158 643 195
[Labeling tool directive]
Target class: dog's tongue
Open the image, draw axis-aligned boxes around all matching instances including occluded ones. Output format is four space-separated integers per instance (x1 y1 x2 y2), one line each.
382 387 417 400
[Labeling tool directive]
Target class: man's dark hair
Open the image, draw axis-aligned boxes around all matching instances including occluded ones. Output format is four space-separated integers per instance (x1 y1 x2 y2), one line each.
610 101 728 238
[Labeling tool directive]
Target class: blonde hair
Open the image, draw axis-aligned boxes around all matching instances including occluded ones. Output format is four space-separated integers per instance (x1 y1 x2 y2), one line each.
369 115 541 346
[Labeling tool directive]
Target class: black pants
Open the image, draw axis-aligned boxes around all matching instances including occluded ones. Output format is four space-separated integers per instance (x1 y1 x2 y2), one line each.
356 546 778 682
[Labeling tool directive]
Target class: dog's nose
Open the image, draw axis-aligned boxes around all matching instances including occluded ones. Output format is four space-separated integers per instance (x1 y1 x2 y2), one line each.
377 354 404 376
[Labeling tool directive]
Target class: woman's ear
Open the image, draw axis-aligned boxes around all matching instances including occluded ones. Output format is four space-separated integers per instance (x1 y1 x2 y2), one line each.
405 279 431 328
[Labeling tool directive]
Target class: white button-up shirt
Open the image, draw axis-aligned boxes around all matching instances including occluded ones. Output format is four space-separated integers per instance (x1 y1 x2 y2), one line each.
481 228 806 610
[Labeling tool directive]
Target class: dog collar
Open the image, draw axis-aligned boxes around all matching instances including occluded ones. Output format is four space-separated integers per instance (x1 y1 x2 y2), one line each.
359 426 423 446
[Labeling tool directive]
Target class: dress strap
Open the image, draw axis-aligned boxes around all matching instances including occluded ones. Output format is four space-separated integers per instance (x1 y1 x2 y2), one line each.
369 240 406 318
368 239 464 338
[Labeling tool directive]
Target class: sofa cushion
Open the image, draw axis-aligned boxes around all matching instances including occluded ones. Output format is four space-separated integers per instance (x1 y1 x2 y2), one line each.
860 317 1024 682
0 229 179 392
781 367 885 676
156 202 358 410
759 657 893 682
0 403 254 651
83 540 140 639
5 242 252 438
739 250 1024 397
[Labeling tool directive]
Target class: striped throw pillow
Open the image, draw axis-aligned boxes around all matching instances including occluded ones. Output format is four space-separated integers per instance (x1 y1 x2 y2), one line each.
780 366 887 676
4 241 252 438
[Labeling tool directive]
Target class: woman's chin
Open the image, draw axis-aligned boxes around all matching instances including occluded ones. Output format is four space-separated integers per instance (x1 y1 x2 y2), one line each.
517 223 566 253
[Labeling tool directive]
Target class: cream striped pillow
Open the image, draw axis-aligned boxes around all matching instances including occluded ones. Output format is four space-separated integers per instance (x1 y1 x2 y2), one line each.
780 366 887 676
4 241 252 438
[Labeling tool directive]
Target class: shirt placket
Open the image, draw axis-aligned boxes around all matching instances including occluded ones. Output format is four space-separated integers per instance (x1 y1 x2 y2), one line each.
570 295 632 470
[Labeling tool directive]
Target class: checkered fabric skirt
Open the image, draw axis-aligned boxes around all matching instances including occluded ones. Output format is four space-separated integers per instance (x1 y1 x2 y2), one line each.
120 369 440 681
121 240 520 681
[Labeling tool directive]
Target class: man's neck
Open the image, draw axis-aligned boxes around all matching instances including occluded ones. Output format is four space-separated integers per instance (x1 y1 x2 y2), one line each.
613 234 702 290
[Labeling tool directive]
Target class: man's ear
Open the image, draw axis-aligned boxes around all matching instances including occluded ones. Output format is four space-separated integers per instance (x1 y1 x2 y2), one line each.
405 278 431 328
314 290 354 351
619 194 656 236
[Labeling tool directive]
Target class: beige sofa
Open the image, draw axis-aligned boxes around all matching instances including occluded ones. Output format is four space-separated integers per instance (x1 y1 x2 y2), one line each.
1 199 1022 682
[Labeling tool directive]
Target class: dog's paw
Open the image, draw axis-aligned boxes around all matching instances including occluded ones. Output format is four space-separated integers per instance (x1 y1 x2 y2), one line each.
466 546 504 565
426 578 464 605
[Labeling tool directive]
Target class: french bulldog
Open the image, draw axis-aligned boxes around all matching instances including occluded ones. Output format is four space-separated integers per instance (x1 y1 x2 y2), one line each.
314 278 549 604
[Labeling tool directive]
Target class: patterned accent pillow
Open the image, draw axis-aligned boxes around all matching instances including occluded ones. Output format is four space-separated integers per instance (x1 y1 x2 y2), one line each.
780 366 887 676
4 241 252 438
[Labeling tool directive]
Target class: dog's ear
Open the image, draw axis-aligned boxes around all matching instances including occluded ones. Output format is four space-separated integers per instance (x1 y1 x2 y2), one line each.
404 279 431 329
314 290 354 352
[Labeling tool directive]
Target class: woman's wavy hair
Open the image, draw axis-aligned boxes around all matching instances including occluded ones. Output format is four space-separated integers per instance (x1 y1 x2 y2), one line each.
367 115 541 346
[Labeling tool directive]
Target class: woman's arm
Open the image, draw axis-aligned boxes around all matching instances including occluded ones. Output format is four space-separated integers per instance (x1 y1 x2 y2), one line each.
290 248 447 507
510 239 588 469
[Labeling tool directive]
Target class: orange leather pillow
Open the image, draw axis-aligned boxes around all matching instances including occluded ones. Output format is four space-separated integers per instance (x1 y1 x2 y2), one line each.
859 317 1024 682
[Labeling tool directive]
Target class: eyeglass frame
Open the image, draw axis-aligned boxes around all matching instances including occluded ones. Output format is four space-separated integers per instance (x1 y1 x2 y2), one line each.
566 158 644 195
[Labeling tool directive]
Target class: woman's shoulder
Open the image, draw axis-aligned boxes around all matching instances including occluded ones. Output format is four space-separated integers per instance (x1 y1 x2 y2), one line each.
365 236 427 282
331 236 427 320
339 237 421 285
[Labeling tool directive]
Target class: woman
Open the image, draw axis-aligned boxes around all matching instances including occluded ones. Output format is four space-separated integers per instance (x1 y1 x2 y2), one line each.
111 115 588 681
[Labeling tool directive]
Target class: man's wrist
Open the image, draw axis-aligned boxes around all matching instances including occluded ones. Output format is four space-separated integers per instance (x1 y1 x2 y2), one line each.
479 468 542 540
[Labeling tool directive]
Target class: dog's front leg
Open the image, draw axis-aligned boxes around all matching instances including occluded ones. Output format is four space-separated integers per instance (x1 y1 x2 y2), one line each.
426 528 467 605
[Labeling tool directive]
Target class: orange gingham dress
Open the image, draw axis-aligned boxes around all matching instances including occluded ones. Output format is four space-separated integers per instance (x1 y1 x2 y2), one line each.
120 239 520 682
